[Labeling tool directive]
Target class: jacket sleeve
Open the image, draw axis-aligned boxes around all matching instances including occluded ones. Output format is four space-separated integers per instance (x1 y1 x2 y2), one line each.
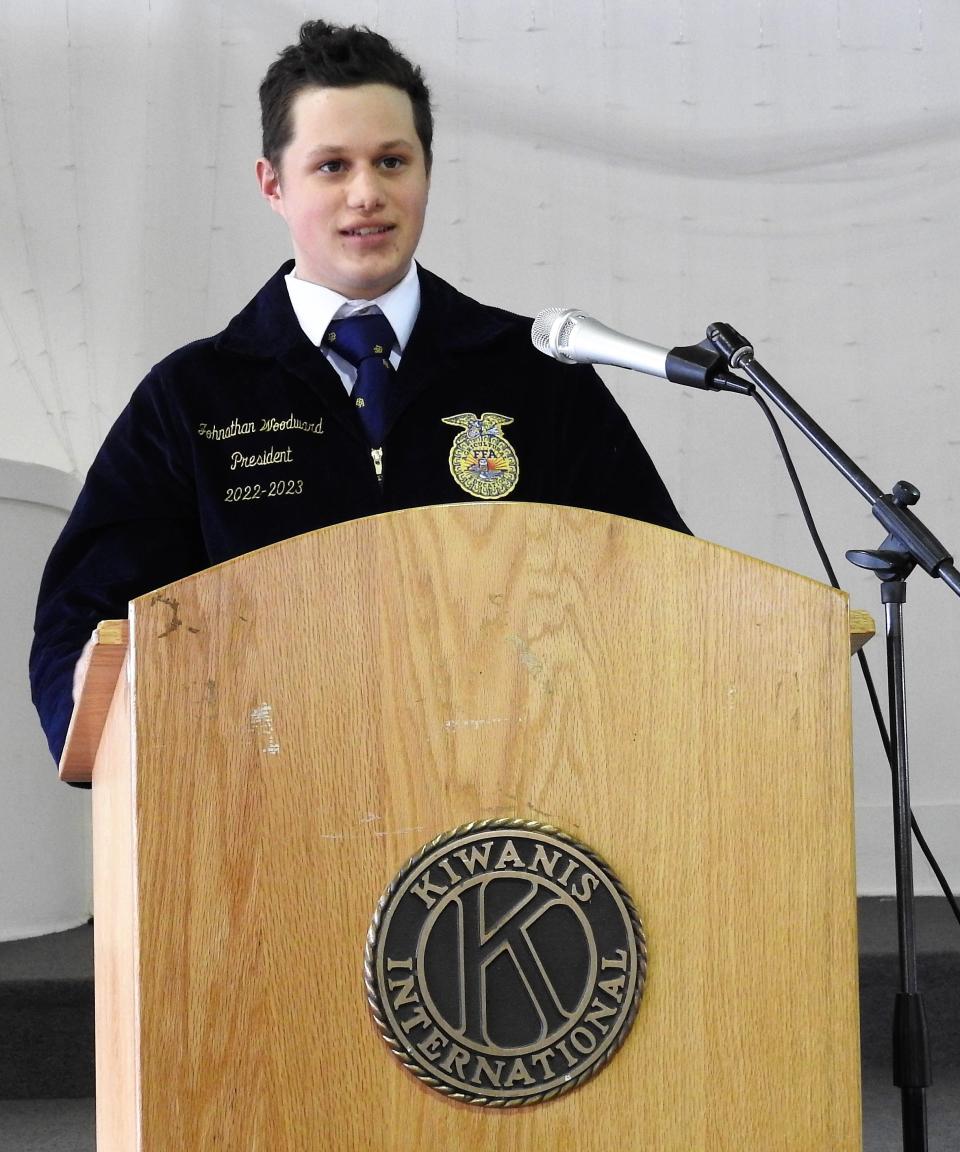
29 373 208 768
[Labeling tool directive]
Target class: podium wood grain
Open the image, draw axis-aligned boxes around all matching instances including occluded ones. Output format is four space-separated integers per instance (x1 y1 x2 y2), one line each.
90 504 861 1150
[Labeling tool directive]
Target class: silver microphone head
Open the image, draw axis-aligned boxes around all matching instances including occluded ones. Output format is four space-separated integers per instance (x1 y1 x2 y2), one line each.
531 307 586 363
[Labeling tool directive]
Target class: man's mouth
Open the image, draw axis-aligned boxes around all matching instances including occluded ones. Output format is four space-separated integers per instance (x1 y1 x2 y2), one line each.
342 224 394 237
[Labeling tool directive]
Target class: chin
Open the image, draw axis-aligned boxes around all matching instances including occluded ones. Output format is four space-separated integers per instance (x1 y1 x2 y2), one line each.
353 266 407 297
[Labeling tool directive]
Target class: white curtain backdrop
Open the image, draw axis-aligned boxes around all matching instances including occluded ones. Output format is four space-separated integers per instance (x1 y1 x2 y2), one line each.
1 2 958 928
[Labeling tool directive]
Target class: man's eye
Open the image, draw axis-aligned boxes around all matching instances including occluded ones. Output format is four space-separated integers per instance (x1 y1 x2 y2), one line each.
319 160 343 174
380 156 405 170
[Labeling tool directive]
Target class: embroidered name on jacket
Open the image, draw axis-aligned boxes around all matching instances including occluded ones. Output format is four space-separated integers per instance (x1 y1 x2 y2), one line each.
197 414 325 440
442 412 519 500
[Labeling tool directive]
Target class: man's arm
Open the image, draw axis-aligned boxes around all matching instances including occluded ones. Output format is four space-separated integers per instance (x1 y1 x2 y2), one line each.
30 375 207 767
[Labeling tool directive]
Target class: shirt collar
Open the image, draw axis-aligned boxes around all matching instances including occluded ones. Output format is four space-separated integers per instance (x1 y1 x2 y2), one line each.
283 262 420 352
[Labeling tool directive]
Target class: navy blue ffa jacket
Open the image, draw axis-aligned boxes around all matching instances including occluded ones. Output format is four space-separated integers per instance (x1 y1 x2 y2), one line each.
30 263 689 766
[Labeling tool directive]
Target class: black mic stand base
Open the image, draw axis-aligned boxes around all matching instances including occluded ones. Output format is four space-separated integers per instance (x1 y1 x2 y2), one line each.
848 553 932 1152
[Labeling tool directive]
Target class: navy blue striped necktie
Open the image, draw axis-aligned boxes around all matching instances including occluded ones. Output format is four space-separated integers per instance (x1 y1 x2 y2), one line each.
324 312 396 447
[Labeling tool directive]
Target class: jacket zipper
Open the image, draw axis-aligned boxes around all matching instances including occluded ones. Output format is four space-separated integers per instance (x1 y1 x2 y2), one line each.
371 446 383 486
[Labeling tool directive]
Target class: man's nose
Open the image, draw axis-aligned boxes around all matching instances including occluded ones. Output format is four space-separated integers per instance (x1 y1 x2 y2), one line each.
347 166 385 210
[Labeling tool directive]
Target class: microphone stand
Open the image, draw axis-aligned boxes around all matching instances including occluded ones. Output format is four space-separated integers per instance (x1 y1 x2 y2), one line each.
703 322 960 1152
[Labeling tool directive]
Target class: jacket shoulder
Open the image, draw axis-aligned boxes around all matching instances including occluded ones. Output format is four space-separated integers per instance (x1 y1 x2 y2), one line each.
414 265 551 364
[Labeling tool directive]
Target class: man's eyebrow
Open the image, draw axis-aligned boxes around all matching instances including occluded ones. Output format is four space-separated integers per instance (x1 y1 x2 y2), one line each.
376 138 416 152
303 138 416 160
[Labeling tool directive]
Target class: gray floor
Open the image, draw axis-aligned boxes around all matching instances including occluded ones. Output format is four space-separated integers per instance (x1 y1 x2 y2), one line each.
0 1099 93 1152
862 1073 960 1151
1 1071 958 1151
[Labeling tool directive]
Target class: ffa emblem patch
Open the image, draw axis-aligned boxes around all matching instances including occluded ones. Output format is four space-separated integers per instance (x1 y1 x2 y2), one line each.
365 820 647 1107
442 412 519 500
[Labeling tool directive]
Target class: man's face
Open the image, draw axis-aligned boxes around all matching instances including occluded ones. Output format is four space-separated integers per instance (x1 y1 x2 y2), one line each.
257 83 430 299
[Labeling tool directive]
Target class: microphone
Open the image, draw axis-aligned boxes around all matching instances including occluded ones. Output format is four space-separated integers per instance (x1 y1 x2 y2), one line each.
531 308 752 394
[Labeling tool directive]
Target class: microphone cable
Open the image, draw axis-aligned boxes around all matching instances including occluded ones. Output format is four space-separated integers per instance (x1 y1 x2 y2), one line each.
748 388 960 927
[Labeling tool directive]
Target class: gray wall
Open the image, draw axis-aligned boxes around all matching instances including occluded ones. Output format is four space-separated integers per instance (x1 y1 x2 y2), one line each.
0 463 89 939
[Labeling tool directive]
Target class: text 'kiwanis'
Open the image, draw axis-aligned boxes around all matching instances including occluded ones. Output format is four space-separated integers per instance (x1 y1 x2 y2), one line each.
409 837 601 908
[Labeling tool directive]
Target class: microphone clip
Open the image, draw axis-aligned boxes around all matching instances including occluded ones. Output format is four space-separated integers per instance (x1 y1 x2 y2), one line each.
667 338 753 395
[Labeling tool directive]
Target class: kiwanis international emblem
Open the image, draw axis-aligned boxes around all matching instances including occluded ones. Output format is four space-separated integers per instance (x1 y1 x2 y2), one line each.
442 412 519 500
365 821 646 1106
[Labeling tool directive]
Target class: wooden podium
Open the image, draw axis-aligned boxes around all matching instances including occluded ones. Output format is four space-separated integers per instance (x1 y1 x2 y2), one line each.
62 503 866 1150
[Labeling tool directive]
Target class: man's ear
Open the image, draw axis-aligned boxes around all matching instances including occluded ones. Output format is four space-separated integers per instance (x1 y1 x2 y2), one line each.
256 158 283 213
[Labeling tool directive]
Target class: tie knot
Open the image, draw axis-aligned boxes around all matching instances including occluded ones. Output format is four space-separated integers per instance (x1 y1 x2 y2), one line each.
324 312 396 369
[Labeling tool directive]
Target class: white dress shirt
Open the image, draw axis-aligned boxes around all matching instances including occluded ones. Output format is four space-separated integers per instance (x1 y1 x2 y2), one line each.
284 262 421 393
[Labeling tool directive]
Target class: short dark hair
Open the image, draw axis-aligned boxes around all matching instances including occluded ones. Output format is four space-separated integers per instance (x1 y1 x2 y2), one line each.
259 20 433 173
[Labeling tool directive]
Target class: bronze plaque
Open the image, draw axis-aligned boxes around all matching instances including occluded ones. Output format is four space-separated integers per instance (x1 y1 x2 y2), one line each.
366 820 647 1106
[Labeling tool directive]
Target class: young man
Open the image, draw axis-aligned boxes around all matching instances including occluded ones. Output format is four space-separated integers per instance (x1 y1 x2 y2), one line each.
30 20 688 766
